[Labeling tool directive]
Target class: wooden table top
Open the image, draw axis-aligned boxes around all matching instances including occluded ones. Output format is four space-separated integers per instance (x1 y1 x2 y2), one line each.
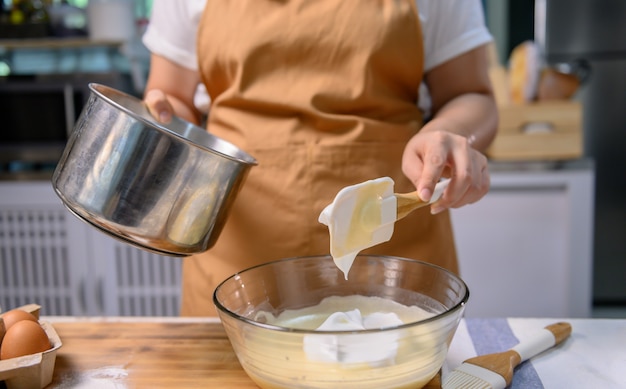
46 318 255 388
45 317 441 388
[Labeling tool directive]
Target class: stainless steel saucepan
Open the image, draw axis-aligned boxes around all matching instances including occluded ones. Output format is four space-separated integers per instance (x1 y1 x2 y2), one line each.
52 83 257 256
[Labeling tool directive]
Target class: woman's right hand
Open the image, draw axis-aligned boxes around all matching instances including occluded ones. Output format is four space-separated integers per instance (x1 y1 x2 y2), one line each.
143 53 203 125
144 89 175 124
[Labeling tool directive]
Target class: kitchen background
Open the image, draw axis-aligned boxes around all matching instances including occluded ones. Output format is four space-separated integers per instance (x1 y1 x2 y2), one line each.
0 0 624 318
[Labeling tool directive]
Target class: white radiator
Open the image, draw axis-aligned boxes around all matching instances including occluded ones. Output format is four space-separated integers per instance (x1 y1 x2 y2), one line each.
0 207 76 316
1 181 182 317
106 243 182 317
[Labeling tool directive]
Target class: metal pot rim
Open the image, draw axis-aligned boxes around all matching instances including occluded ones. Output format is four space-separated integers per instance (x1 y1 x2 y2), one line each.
88 83 257 167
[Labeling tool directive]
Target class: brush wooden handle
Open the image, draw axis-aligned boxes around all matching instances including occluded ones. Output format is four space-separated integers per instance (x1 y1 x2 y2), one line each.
0 318 5 345
462 321 572 386
462 350 521 386
546 321 572 345
513 322 572 362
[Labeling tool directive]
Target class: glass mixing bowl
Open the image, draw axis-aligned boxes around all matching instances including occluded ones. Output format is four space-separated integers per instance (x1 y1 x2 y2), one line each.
214 255 469 389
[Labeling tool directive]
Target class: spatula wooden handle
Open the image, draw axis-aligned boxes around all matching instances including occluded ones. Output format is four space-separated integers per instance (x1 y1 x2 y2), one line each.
394 179 450 220
395 192 428 220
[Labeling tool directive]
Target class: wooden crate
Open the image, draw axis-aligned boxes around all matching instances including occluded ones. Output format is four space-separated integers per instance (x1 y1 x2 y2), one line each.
485 45 583 161
487 100 583 161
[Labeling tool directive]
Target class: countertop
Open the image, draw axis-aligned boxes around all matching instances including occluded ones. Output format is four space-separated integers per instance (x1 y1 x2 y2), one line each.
44 317 255 388
36 316 625 389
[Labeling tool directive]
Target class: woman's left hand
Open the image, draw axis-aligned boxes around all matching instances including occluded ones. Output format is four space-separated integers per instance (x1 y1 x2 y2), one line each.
404 43 498 214
401 123 490 214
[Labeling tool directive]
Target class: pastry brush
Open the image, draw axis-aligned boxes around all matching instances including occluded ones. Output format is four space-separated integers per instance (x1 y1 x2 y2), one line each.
442 322 572 389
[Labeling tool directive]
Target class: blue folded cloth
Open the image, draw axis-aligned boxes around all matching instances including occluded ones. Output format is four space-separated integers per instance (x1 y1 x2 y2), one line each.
465 318 544 389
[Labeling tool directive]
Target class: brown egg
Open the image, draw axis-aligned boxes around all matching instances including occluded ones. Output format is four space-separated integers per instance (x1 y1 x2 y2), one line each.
0 320 51 360
1 309 38 331
0 318 5 345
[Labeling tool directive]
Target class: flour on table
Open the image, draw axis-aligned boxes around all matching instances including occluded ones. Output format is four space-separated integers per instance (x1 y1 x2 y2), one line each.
55 366 128 389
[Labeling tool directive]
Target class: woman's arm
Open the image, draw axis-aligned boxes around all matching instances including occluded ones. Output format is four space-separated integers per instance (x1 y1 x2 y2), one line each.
424 44 497 152
144 53 203 125
402 44 498 213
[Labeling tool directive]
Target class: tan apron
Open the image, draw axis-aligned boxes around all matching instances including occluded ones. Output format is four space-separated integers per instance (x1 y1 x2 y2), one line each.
183 0 458 316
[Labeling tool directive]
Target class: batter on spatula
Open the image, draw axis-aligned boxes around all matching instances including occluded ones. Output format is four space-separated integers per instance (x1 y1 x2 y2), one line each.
319 177 449 278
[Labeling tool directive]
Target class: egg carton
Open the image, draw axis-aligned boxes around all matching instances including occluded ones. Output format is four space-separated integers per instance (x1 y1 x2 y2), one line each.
0 304 62 389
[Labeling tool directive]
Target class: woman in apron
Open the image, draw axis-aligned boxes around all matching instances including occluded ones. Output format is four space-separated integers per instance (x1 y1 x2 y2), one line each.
142 0 498 316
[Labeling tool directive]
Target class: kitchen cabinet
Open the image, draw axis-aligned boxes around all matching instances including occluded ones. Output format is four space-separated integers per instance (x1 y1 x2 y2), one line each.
0 180 182 317
451 159 594 318
0 159 594 317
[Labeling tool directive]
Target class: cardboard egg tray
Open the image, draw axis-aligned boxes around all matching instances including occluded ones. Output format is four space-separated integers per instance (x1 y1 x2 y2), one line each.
0 304 62 389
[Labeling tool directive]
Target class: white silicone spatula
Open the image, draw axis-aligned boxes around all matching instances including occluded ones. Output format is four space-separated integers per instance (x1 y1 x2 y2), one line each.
319 177 449 278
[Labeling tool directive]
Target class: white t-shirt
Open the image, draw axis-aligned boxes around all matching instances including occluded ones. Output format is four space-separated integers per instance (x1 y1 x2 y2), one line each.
142 0 492 114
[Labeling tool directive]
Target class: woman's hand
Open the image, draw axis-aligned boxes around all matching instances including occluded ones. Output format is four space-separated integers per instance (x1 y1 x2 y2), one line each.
143 53 203 125
402 124 490 214
144 89 175 124
404 44 498 214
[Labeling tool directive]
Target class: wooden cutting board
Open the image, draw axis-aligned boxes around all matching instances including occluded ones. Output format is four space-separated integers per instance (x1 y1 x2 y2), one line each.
45 318 441 388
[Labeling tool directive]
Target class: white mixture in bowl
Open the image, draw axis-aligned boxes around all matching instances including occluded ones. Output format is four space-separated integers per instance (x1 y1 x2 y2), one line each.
256 295 436 366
